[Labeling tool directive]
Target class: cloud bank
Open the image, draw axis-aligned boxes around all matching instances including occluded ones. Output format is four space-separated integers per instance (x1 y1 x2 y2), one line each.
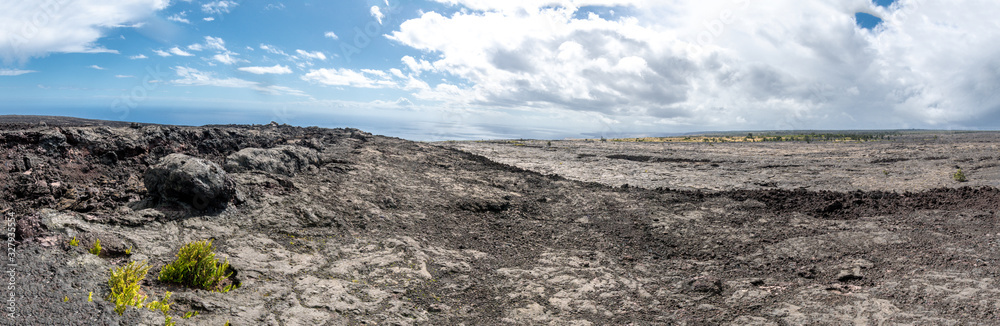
386 0 1000 131
0 0 169 65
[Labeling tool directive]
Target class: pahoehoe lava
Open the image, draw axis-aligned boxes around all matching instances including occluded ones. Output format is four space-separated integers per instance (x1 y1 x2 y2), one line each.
4 116 1000 324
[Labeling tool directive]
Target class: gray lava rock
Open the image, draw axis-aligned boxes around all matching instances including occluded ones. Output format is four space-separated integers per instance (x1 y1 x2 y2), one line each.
224 145 320 176
145 153 234 209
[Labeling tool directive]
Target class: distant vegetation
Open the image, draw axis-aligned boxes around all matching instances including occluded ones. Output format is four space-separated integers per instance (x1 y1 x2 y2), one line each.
596 131 902 143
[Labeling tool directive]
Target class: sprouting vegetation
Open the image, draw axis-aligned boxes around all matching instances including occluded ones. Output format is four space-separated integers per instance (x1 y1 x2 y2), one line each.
69 236 79 247
108 260 150 315
158 239 236 293
107 260 190 325
954 168 967 182
89 239 102 256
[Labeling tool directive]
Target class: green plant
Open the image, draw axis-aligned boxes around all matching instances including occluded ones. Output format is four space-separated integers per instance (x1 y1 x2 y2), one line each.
147 292 175 326
69 236 79 247
108 261 182 326
159 240 235 292
88 291 93 302
89 239 102 256
108 260 150 315
954 168 967 182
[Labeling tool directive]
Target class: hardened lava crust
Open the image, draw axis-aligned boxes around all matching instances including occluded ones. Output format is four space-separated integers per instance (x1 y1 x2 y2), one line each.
4 115 1000 325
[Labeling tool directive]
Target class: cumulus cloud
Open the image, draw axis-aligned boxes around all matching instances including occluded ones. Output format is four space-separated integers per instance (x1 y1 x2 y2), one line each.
153 49 171 57
189 36 227 52
129 54 148 59
302 68 398 88
238 64 292 75
167 12 190 24
89 65 105 70
294 49 327 61
173 66 307 96
324 31 339 40
203 17 215 22
0 0 168 64
169 47 194 56
202 1 238 14
370 6 385 25
212 51 244 65
387 0 1000 131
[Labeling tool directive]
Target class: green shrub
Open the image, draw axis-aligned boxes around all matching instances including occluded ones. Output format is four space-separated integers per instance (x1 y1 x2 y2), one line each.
159 240 235 292
89 239 102 256
954 168 967 182
146 292 175 326
107 261 183 326
69 236 79 247
108 260 150 315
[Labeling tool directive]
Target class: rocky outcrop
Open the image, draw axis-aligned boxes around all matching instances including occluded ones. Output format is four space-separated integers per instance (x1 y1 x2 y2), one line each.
224 145 320 176
144 153 235 209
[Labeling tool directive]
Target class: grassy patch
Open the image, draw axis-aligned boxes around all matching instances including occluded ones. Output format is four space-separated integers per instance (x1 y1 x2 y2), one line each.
158 240 236 292
108 260 150 315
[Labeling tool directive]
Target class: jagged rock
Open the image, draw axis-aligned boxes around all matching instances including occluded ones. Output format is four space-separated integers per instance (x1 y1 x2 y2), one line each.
224 145 320 176
144 153 234 209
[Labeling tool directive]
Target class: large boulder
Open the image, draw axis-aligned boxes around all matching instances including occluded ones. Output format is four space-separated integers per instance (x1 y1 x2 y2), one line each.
145 154 235 209
224 145 320 176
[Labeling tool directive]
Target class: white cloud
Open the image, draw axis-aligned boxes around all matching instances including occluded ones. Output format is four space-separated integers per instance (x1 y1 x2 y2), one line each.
203 17 215 21
153 49 171 57
384 0 1000 131
202 1 238 14
0 69 36 76
129 54 148 59
187 36 226 52
115 74 134 78
204 36 227 51
260 44 288 56
167 12 190 24
212 51 244 65
294 49 326 61
0 0 168 64
324 31 339 40
173 66 307 96
370 6 385 25
89 64 105 70
169 47 194 56
238 64 292 75
302 68 398 88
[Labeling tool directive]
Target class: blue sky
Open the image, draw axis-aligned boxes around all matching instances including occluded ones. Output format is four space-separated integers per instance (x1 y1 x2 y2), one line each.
2 0 1000 140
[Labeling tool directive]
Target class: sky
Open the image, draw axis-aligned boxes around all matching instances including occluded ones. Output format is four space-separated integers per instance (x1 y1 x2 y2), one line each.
1 0 999 140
